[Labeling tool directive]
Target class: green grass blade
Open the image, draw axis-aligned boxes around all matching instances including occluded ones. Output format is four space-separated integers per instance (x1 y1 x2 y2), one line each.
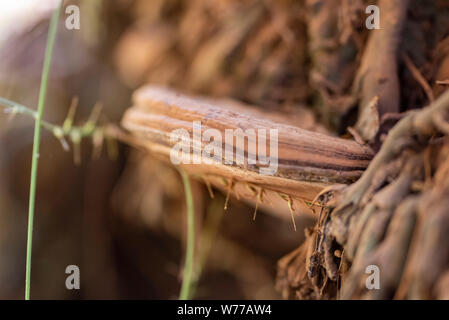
25 1 63 300
179 169 195 300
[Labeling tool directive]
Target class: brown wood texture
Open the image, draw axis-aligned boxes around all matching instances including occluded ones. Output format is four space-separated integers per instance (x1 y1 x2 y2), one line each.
120 86 374 215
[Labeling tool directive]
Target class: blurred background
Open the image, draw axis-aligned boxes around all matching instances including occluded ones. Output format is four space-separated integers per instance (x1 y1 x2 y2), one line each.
0 0 315 299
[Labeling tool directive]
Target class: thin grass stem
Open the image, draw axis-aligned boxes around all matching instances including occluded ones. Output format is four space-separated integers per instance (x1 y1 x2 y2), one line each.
179 169 195 300
25 1 63 300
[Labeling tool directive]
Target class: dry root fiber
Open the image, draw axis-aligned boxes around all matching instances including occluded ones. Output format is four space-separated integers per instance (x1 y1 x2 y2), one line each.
110 0 449 299
277 90 449 299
